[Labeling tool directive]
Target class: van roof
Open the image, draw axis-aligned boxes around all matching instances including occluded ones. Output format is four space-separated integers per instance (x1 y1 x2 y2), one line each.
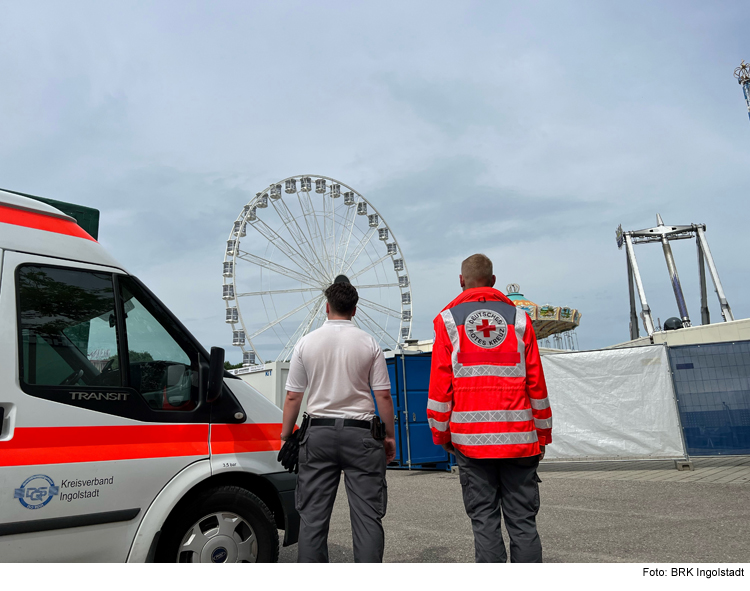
0 189 77 221
0 187 101 239
0 190 125 272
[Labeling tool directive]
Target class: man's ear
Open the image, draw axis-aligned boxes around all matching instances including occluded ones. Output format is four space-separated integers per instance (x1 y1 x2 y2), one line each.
490 275 496 288
325 302 330 315
459 274 465 289
351 306 356 318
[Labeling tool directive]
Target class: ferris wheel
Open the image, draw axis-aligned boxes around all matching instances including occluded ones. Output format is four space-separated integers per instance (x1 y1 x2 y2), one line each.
222 175 413 364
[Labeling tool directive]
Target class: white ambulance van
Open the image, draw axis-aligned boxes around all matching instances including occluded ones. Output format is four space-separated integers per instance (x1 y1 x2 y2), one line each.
0 190 298 562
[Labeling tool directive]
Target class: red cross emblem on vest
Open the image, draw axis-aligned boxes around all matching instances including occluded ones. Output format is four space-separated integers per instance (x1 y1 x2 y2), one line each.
475 318 496 337
464 309 508 349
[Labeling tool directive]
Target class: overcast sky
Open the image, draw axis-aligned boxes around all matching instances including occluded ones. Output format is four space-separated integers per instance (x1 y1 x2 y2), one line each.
2 0 748 361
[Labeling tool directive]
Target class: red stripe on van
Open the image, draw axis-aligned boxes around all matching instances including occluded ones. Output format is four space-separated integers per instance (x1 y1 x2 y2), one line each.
0 205 96 241
210 423 283 455
0 424 209 467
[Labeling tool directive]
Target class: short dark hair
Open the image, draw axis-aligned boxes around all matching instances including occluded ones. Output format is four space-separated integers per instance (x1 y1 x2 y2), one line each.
325 281 359 315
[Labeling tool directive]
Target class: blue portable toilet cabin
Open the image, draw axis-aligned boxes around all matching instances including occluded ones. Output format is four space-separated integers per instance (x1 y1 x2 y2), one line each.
381 351 453 470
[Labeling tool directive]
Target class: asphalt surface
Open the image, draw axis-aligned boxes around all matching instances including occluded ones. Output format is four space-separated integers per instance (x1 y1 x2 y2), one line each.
278 458 750 563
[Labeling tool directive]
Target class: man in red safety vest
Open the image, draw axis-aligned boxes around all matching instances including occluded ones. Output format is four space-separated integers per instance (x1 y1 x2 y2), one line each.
427 253 552 563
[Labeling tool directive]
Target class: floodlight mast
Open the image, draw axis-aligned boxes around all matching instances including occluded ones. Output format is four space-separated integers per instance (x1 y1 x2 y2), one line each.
616 216 733 340
734 61 750 122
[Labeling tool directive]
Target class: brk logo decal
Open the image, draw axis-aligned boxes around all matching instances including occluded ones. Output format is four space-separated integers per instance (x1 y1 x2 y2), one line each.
14 475 59 510
465 309 508 349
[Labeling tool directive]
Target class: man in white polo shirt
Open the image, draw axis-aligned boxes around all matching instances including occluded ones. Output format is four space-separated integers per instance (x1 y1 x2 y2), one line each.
280 277 395 563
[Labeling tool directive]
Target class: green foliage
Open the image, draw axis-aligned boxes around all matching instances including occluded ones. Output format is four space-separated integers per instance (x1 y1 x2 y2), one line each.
224 361 243 370
129 350 155 363
19 267 114 337
104 350 154 370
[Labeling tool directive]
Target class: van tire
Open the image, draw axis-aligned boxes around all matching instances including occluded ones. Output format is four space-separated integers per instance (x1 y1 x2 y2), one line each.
156 485 279 563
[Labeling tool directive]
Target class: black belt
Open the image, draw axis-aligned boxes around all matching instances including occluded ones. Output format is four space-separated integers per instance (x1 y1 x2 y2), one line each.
310 418 371 429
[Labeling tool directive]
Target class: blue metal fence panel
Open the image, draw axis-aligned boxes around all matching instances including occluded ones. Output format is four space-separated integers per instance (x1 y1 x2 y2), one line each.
400 355 449 466
668 341 750 455
385 354 451 469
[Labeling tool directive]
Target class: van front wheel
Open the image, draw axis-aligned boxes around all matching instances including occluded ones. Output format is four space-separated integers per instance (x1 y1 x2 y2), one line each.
157 485 279 563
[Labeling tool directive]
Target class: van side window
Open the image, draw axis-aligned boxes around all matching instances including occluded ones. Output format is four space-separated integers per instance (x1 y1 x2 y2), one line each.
118 277 199 411
18 265 122 388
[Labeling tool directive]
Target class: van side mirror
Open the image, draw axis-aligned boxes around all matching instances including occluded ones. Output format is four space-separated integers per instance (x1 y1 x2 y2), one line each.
207 347 225 403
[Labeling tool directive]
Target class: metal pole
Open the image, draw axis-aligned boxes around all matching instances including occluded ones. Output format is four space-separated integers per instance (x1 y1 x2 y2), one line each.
399 348 412 470
696 226 734 321
627 252 640 340
625 234 656 336
659 233 691 327
697 236 710 325
736 61 750 123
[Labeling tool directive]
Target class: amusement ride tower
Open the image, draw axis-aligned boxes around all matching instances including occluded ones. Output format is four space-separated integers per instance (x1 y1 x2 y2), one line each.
616 216 734 340
735 61 750 122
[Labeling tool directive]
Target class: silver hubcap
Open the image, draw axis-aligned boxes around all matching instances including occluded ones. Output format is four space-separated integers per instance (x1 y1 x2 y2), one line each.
177 512 258 563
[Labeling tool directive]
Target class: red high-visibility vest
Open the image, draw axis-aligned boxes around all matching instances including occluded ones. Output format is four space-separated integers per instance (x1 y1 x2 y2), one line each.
427 287 552 459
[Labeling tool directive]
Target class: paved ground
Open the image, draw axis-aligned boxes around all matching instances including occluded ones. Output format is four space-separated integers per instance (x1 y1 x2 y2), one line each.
279 456 750 563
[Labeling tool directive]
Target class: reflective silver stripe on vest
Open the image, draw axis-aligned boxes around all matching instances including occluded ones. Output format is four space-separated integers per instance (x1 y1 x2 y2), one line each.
441 308 527 378
515 311 527 375
451 409 533 423
530 397 550 410
428 418 449 432
451 430 538 446
534 417 553 429
427 399 452 413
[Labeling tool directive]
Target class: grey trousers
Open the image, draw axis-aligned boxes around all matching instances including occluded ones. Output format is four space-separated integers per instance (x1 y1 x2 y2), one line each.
455 449 543 563
295 420 388 563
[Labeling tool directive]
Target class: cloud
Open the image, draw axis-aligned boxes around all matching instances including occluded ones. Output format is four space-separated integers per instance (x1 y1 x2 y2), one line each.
1 0 748 360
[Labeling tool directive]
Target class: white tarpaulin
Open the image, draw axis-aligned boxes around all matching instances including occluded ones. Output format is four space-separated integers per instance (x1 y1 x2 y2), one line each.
541 344 687 460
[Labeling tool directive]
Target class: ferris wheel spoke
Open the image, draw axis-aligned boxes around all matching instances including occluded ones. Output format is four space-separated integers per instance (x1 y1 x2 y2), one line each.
249 219 325 281
355 307 400 349
277 296 326 361
353 283 399 289
332 192 339 272
238 287 324 297
280 300 327 361
348 254 391 281
270 198 329 283
337 203 359 273
324 191 337 276
342 227 378 275
297 190 330 275
248 296 322 339
358 297 402 319
237 251 319 288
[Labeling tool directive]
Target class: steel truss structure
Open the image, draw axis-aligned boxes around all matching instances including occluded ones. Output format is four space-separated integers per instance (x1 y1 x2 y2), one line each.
616 215 734 340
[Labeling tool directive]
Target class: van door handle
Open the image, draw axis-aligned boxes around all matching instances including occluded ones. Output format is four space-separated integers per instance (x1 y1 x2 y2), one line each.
0 404 14 441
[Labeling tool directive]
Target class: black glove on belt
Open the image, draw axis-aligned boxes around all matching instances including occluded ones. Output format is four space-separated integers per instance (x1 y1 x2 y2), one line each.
277 431 301 473
277 414 310 474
